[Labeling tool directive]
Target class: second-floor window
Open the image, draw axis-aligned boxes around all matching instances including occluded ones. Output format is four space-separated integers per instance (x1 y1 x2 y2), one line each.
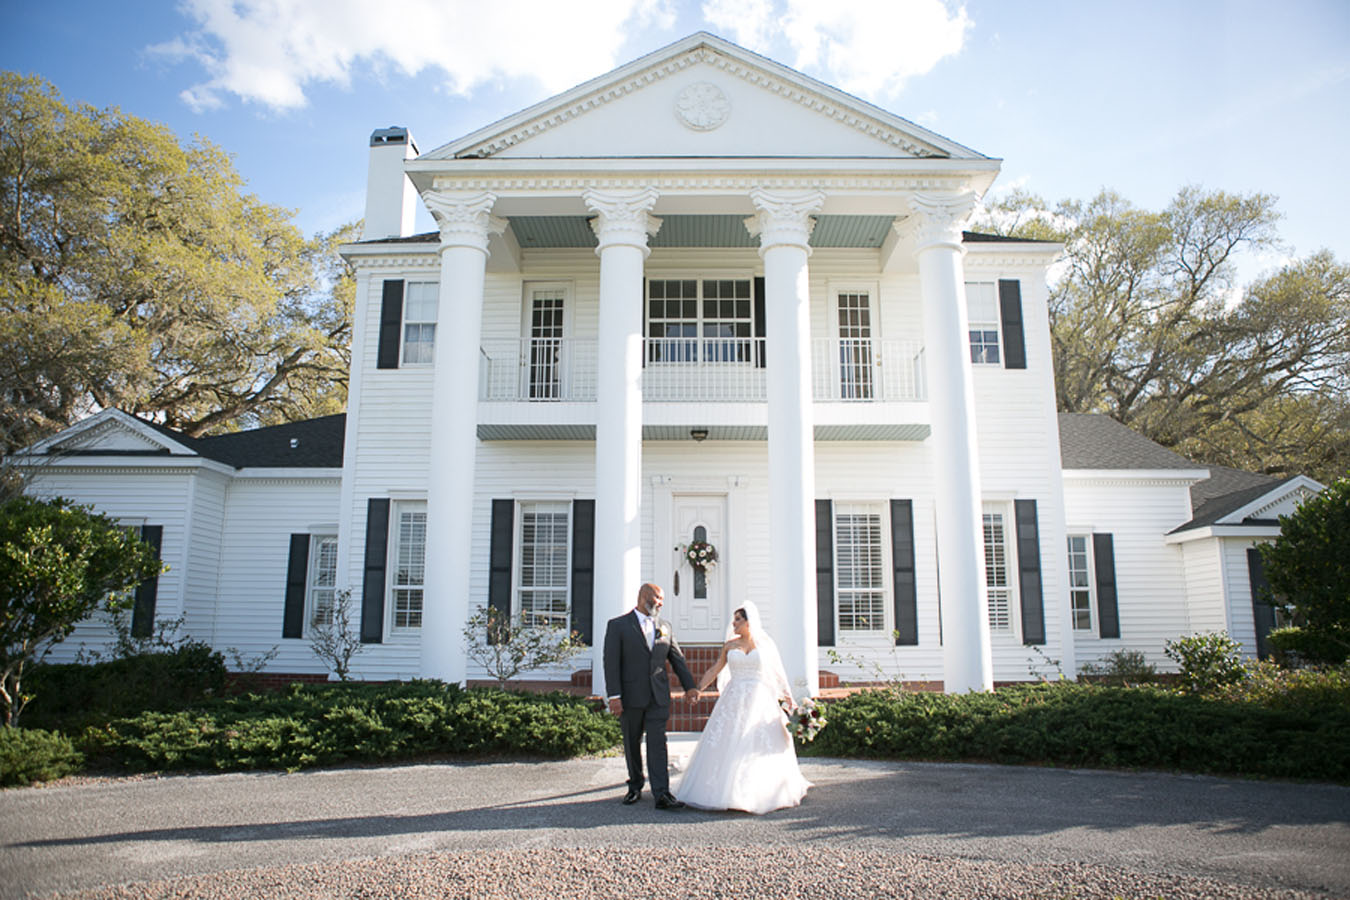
402 281 438 365
965 282 1001 365
647 278 754 364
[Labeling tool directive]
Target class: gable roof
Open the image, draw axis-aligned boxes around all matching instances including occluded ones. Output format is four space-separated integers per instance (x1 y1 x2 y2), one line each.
1057 413 1197 470
21 411 345 469
421 31 985 162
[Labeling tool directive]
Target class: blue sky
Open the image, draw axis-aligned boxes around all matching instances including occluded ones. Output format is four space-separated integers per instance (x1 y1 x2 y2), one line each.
3 0 1347 286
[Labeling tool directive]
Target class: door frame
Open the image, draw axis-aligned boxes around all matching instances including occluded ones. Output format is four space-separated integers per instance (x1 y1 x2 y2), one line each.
650 474 749 642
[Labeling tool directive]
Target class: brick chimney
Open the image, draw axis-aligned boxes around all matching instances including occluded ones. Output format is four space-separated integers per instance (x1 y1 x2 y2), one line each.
363 126 419 240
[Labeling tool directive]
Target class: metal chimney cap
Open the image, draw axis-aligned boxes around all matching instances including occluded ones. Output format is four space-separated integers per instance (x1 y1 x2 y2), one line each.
370 126 416 151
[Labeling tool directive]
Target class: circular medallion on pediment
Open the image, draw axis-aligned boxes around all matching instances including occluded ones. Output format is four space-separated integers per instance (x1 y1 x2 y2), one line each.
675 82 731 131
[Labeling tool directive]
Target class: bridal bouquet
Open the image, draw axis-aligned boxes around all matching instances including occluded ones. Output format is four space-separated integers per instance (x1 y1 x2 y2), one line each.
779 697 827 743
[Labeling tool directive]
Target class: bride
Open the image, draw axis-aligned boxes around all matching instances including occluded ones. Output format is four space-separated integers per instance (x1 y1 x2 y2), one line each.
675 601 811 814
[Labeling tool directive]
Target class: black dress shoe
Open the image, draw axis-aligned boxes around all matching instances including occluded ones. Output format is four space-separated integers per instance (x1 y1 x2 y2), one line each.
622 788 641 805
654 792 685 810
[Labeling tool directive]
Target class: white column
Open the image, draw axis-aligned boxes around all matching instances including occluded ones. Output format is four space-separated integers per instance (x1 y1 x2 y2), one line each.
583 188 661 699
420 191 505 685
910 192 993 693
746 188 825 700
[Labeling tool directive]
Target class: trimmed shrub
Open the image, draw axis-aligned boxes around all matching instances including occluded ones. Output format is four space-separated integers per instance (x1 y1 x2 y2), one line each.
1210 660 1350 710
800 683 1350 783
1164 632 1247 694
1078 649 1158 686
22 642 228 731
0 727 83 787
79 681 620 773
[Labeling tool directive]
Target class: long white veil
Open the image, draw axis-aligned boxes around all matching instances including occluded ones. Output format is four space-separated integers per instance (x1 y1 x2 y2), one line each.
716 600 792 700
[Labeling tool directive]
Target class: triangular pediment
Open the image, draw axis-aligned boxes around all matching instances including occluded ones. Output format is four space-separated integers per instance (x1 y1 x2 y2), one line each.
426 32 984 162
1217 476 1324 525
22 409 198 458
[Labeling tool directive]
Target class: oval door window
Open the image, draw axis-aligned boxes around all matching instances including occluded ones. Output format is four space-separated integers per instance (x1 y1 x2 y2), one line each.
693 525 707 599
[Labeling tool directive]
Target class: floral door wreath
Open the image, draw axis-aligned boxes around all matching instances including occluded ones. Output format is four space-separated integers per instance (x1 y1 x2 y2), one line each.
679 540 718 572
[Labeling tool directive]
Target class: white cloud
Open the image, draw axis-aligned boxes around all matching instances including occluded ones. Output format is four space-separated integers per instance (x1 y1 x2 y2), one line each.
703 0 970 98
153 0 659 112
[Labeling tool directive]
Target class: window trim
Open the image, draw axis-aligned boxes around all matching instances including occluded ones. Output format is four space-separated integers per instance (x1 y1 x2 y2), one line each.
512 499 572 628
305 534 339 634
644 274 757 366
832 500 891 637
400 280 439 367
386 501 427 634
982 502 1019 635
964 281 1003 366
1066 533 1097 632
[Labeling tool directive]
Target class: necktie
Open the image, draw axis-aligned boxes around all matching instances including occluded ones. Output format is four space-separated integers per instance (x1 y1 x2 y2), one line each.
642 614 654 649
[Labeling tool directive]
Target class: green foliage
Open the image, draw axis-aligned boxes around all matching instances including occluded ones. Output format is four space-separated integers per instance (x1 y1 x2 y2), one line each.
1164 632 1248 694
78 681 620 773
0 72 358 450
0 726 82 786
801 682 1350 782
1078 649 1158 686
1258 476 1350 663
0 495 163 726
972 187 1350 483
21 642 227 732
463 606 585 685
1207 660 1350 711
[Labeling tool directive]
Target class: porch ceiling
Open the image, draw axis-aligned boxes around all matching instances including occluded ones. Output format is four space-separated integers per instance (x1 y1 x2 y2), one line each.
508 214 894 250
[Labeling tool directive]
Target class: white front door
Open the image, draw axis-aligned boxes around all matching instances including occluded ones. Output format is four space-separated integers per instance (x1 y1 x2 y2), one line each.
669 493 727 643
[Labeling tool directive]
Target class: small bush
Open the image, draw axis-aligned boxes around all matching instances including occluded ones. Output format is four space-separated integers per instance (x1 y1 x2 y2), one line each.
1078 649 1158 686
0 727 84 787
1210 660 1350 710
22 642 228 731
78 681 620 773
1164 632 1247 694
800 682 1350 783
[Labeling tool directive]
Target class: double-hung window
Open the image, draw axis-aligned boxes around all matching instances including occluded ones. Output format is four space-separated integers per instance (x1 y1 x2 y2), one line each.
402 281 438 365
965 282 1001 365
983 507 1014 633
516 501 571 627
390 504 426 631
647 278 754 364
1066 535 1095 631
307 535 338 628
834 503 887 633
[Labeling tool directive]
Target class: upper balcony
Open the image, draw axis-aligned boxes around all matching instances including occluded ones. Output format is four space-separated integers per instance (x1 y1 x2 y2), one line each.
476 338 930 442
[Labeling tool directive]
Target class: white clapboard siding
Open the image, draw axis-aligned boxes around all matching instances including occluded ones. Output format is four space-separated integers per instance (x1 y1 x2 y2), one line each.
1179 539 1227 639
1221 537 1271 659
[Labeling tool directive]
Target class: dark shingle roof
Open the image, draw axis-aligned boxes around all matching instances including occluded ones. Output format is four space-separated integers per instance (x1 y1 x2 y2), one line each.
1057 413 1197 470
1171 469 1297 533
190 415 346 468
352 231 439 245
962 231 1060 244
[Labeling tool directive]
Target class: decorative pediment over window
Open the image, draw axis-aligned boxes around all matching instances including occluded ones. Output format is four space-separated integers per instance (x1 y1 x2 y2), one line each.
423 32 985 162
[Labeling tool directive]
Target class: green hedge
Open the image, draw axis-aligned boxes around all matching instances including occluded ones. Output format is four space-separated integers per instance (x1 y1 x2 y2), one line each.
79 681 620 773
801 683 1350 782
22 643 228 731
0 727 84 787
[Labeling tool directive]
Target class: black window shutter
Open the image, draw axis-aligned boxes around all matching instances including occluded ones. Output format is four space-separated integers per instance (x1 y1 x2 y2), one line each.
377 280 405 370
488 499 514 641
997 279 1027 370
1014 499 1046 645
1247 547 1277 660
1093 533 1120 639
815 499 835 647
570 499 595 645
754 276 767 368
131 525 163 638
361 499 390 643
282 534 310 639
890 500 918 646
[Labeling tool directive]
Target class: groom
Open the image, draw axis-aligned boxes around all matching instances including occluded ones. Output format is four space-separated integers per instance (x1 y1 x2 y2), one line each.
603 582 699 809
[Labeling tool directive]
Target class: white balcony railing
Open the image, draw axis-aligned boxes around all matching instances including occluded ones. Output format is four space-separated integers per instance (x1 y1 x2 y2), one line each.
478 338 925 403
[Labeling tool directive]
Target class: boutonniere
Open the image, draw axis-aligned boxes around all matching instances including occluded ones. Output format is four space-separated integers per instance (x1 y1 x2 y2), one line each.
656 625 669 640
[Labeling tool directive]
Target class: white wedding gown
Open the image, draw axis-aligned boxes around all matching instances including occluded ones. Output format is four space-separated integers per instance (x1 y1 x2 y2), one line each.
676 648 812 814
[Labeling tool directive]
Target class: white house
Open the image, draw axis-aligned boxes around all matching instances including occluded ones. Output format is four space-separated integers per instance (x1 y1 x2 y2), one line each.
11 33 1317 696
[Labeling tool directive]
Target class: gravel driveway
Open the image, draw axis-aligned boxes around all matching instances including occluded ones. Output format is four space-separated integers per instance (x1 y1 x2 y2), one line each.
2 736 1347 899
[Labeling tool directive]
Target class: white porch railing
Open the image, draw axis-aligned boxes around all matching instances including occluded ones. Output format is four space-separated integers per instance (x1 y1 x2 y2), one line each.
478 338 926 403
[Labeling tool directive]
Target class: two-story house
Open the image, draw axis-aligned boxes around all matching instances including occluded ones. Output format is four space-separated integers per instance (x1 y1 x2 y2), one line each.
14 33 1318 696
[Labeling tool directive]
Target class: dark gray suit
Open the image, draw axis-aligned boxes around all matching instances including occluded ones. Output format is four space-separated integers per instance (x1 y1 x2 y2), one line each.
603 609 696 796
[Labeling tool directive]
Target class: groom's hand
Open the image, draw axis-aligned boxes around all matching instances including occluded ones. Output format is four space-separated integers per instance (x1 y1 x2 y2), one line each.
684 688 701 701
608 698 623 715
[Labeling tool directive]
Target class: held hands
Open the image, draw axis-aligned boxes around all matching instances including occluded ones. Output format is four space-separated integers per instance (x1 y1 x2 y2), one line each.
684 688 701 702
608 697 623 715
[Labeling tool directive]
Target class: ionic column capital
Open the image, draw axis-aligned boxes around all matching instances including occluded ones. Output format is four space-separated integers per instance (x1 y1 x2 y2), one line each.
908 191 978 253
583 188 662 257
422 191 507 253
745 188 825 255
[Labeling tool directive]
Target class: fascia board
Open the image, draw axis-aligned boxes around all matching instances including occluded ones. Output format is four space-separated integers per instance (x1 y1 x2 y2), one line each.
339 241 439 257
1062 468 1211 483
234 467 344 480
8 454 235 477
1164 524 1284 544
407 156 1003 177
24 409 198 457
